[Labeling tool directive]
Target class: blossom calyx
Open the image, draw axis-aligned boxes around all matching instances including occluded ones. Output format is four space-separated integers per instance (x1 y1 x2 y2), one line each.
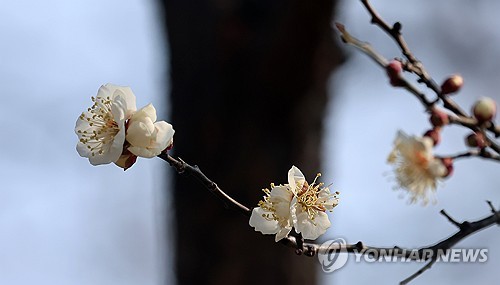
440 157 454 178
423 128 441 146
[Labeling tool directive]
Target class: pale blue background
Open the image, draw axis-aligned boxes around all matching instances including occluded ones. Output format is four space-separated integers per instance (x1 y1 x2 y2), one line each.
0 1 172 284
322 1 500 284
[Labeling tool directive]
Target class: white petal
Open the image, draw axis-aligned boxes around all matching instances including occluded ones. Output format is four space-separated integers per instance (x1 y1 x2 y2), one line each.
288 165 306 194
269 185 293 218
111 95 128 123
275 226 292 242
126 118 156 148
149 121 174 151
128 146 158 158
249 208 278 235
88 125 125 165
76 141 91 157
103 83 137 117
294 209 331 240
131 103 157 122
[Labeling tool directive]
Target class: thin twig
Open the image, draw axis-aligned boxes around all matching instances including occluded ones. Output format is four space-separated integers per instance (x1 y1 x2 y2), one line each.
439 210 461 228
400 258 437 285
335 22 433 109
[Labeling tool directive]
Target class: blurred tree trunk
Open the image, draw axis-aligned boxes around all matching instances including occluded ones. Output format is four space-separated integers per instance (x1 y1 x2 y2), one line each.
158 1 343 284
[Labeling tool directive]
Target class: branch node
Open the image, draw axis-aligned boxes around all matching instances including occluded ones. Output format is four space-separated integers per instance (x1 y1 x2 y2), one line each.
487 200 497 213
440 209 461 228
355 241 364 251
392 21 402 33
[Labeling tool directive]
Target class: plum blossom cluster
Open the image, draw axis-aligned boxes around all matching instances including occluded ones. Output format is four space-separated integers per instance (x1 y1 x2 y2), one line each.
249 166 339 241
385 63 498 205
75 83 174 170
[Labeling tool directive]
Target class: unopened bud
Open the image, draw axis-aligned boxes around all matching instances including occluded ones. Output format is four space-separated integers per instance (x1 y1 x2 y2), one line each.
386 60 404 87
465 132 487 148
441 74 463 95
424 128 441 146
429 109 449 127
472 97 497 123
440 157 454 178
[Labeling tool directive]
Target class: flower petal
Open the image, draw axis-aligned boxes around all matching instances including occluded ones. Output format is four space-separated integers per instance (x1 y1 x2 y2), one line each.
127 145 158 158
100 83 137 117
150 121 175 151
126 117 156 148
288 165 305 194
294 210 331 240
249 207 278 235
131 103 157 122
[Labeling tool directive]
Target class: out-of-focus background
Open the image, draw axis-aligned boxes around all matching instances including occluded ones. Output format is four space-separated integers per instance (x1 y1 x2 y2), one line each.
0 1 172 284
324 1 500 284
0 0 499 284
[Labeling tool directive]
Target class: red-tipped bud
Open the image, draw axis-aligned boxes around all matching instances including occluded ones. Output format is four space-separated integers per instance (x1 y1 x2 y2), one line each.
440 157 454 178
472 97 497 123
440 74 463 95
465 132 487 148
423 128 441 146
386 60 404 87
429 108 449 127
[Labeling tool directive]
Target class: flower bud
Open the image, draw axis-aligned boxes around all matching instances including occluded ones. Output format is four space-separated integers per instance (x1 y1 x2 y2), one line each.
429 108 449 127
423 128 441 146
465 132 487 148
440 157 454 178
472 97 497 123
441 74 463 95
386 60 404 87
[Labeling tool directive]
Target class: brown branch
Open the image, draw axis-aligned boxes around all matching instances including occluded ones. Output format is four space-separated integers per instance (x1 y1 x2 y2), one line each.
446 149 500 162
361 0 468 118
158 153 499 284
335 22 433 109
158 153 251 216
336 5 500 155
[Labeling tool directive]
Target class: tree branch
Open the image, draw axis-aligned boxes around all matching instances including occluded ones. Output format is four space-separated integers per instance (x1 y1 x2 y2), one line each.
158 153 499 284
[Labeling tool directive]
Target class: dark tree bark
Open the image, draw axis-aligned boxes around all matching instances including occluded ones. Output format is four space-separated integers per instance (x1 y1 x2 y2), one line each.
157 1 343 284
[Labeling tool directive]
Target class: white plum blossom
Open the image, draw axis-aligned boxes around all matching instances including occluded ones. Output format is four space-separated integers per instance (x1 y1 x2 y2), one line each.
126 103 175 158
288 166 339 240
387 131 448 205
76 83 175 169
75 84 136 165
249 166 339 241
249 184 294 242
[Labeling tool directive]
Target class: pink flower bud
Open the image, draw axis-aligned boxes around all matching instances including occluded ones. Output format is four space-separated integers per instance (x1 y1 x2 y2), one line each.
441 157 454 178
472 97 497 123
441 74 463 95
423 128 441 146
465 132 487 148
386 60 404 87
429 108 449 127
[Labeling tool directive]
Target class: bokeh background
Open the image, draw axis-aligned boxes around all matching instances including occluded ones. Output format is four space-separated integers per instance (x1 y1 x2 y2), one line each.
0 0 499 284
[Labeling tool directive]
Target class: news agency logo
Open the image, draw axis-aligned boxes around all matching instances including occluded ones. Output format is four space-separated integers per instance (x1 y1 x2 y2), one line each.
318 238 488 273
317 238 349 273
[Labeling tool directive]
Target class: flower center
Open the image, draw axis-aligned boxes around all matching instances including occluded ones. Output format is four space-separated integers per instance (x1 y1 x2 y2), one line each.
296 174 329 220
77 96 120 156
